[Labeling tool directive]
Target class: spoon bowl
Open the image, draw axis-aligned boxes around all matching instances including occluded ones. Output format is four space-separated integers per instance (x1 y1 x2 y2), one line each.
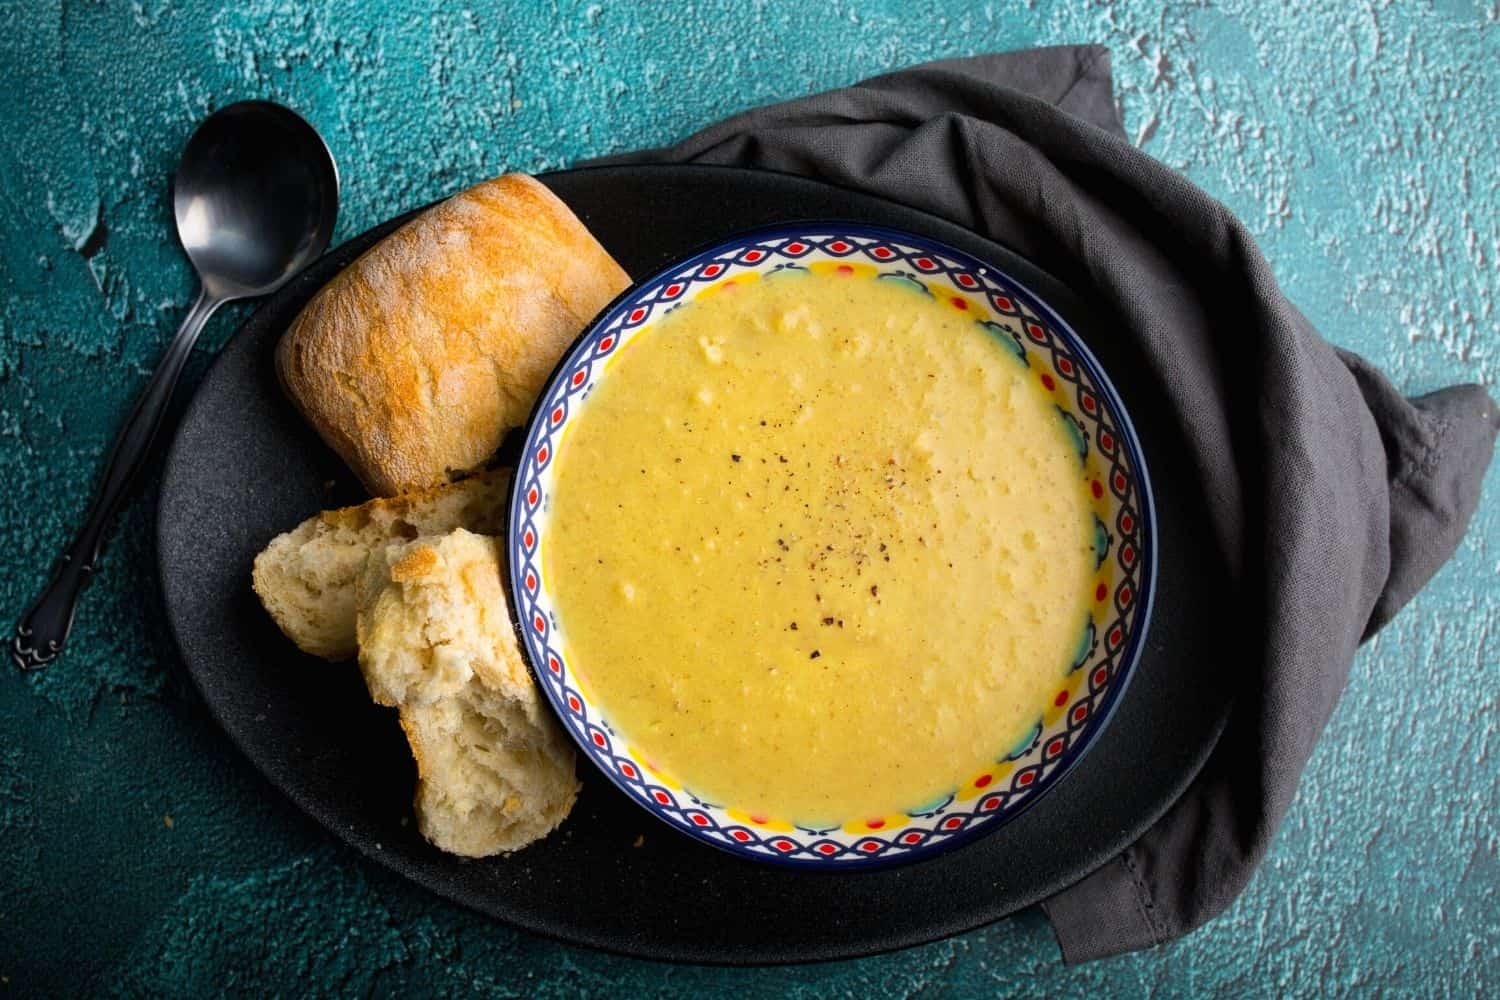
174 101 339 299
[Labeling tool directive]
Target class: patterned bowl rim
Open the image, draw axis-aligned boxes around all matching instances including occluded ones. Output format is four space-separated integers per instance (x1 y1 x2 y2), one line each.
507 222 1157 870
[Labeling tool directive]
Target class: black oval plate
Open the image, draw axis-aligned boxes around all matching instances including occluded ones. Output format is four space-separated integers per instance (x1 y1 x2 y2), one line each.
156 165 1231 964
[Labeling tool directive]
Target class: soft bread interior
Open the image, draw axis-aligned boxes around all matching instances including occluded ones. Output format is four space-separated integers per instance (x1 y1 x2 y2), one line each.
400 691 577 857
251 469 509 660
356 529 578 857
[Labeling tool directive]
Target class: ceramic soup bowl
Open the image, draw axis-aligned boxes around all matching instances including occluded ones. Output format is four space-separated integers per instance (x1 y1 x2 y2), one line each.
508 224 1156 868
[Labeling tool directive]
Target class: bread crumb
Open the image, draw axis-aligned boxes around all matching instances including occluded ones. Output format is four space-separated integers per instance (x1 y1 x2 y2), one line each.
633 834 644 848
163 815 174 829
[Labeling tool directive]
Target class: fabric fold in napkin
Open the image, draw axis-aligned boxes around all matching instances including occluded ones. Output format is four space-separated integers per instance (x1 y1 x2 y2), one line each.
587 45 1498 962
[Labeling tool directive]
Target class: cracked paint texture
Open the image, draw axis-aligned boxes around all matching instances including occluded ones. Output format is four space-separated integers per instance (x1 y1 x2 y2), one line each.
0 0 1495 994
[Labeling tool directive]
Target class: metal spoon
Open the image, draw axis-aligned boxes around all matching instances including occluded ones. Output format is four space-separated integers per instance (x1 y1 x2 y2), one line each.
13 100 338 670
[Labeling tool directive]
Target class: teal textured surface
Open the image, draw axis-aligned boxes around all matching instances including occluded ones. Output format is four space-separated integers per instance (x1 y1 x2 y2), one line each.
1 0 1496 994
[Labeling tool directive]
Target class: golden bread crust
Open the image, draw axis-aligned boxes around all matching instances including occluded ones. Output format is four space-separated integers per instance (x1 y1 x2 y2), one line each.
276 174 630 496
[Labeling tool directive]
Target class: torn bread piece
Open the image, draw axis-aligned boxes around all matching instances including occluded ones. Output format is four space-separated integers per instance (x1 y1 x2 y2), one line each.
251 469 509 660
356 529 578 857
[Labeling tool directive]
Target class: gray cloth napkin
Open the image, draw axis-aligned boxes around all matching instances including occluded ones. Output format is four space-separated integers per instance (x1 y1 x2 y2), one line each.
587 45 1498 961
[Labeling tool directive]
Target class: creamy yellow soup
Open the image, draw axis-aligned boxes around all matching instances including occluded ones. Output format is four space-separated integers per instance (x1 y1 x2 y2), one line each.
545 266 1094 825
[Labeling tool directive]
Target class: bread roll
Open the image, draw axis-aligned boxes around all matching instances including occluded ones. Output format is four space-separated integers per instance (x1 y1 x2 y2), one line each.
357 529 579 856
277 174 630 496
252 469 509 660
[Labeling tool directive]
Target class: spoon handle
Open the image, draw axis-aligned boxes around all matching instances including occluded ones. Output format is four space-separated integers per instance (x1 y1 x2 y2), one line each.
13 289 223 671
